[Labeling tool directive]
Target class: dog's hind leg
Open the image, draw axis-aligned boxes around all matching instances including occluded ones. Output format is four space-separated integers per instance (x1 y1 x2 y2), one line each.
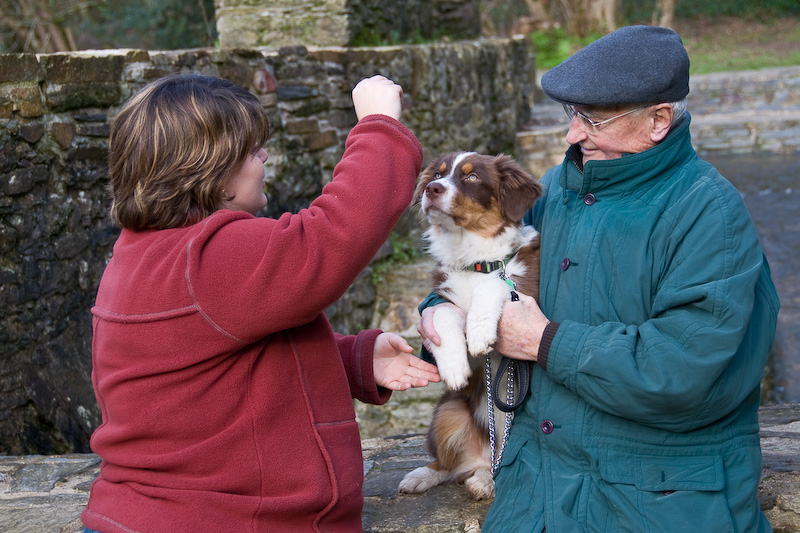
398 461 450 494
416 390 494 500
464 467 494 500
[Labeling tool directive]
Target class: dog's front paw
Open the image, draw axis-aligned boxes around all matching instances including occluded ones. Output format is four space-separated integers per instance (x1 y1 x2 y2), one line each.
430 307 472 390
466 319 497 357
464 469 495 500
399 466 449 494
436 356 472 391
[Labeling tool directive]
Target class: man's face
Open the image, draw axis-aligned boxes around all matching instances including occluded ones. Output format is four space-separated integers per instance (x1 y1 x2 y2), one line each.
564 104 665 165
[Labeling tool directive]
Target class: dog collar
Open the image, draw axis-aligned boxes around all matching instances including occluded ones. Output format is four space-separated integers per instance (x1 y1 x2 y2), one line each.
469 256 520 301
470 260 504 273
469 254 515 274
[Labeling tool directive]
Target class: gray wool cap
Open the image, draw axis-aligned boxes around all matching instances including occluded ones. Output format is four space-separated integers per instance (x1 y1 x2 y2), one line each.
541 25 690 106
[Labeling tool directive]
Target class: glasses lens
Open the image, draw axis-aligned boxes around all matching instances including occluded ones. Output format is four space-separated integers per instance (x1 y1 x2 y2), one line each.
564 104 596 129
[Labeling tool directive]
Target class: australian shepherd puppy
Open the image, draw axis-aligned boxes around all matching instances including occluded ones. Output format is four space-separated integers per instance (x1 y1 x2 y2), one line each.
398 152 542 500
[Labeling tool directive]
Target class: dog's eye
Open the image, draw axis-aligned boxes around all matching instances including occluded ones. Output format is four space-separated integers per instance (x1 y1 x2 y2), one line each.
434 173 442 179
465 174 479 182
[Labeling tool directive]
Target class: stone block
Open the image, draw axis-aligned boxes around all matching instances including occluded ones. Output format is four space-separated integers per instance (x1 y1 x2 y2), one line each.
45 83 123 113
0 85 44 118
258 94 278 107
277 85 318 100
67 143 109 162
39 54 125 84
218 60 253 89
51 123 77 149
0 165 48 196
0 54 42 83
76 123 111 138
291 98 331 118
19 124 44 144
285 118 320 135
306 130 338 151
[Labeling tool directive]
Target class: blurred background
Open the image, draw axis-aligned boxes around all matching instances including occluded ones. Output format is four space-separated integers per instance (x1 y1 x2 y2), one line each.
1 0 798 74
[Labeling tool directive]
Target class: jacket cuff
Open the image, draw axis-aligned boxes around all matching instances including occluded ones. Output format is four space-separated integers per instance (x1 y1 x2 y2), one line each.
418 291 451 315
537 321 560 371
417 291 452 365
351 329 392 405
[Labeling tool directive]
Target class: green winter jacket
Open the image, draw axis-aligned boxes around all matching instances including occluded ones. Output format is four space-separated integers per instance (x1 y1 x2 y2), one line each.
427 115 780 532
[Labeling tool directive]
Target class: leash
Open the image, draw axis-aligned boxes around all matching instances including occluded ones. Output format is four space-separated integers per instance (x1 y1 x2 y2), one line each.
471 257 533 475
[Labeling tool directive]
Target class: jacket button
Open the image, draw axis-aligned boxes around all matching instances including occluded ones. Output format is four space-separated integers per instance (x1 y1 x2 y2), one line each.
583 193 596 205
561 258 570 271
541 420 554 434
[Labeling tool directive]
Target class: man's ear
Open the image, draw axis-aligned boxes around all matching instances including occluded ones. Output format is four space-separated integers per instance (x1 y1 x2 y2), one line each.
650 103 674 143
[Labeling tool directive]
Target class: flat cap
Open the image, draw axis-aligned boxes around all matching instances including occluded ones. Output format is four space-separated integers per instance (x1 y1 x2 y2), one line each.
541 25 690 106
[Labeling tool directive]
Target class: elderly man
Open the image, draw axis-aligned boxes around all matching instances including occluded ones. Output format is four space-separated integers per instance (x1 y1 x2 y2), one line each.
419 25 779 531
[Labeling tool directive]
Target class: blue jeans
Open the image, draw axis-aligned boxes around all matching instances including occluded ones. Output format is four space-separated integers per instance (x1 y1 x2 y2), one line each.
83 529 102 533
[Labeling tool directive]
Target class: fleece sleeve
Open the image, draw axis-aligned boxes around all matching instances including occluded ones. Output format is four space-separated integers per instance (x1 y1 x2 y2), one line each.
187 116 423 343
335 330 391 405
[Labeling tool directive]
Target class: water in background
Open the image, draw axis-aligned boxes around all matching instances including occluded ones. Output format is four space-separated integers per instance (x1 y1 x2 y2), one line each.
704 150 800 403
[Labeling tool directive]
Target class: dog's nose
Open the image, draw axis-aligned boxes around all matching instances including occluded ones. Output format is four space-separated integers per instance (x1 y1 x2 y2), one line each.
425 181 445 198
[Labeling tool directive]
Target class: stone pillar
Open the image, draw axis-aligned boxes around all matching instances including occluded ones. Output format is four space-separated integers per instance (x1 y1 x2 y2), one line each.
214 0 350 49
213 0 482 49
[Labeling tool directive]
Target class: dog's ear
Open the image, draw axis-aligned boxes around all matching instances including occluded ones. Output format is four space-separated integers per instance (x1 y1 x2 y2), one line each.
495 154 543 222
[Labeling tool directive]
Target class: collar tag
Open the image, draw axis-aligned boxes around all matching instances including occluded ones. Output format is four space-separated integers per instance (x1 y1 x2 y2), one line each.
498 268 516 290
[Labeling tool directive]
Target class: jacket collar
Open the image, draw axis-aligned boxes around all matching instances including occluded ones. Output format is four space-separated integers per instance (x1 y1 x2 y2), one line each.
560 113 695 197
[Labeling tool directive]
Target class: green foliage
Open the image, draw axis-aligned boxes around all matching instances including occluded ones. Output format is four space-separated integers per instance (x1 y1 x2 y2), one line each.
690 49 800 75
534 2 800 74
621 0 800 23
675 0 799 18
371 232 422 285
529 27 603 70
352 26 451 47
682 18 800 74
78 0 217 50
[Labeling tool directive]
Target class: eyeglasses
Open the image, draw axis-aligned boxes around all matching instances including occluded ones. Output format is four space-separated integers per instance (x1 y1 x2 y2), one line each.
562 103 651 130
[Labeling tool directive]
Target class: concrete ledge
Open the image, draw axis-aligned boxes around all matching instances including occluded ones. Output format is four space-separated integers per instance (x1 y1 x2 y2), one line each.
1 403 799 532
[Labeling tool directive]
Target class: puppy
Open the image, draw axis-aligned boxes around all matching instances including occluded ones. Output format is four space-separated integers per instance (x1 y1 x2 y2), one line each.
398 152 542 500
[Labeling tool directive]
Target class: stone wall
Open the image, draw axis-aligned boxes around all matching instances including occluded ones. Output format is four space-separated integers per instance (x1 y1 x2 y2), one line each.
0 38 535 455
214 0 481 49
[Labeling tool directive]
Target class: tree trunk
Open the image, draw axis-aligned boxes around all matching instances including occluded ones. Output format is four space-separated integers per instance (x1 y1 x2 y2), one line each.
553 0 617 37
654 0 676 29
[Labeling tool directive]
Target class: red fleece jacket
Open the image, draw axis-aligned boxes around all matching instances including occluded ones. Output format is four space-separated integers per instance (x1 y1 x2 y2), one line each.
81 115 423 532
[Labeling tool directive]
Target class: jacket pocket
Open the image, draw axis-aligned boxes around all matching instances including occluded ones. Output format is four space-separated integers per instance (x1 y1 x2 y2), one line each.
485 439 545 532
596 452 734 533
497 431 526 470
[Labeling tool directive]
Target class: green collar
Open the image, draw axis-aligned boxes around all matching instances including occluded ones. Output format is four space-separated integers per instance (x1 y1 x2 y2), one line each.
468 254 516 274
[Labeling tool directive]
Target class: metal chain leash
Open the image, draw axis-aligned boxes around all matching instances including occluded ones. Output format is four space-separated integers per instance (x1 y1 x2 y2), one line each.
486 355 515 476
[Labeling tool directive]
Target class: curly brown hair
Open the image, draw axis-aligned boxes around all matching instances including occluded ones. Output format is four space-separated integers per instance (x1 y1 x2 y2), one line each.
108 73 270 230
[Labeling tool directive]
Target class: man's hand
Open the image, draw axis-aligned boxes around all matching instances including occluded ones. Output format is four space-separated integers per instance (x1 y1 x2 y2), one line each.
494 292 549 362
417 302 465 352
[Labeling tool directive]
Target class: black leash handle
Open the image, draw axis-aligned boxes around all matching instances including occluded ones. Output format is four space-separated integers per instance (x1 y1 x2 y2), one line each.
491 356 532 412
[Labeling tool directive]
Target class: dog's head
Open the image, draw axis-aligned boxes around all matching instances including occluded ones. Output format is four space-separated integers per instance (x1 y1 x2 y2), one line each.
415 152 543 236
